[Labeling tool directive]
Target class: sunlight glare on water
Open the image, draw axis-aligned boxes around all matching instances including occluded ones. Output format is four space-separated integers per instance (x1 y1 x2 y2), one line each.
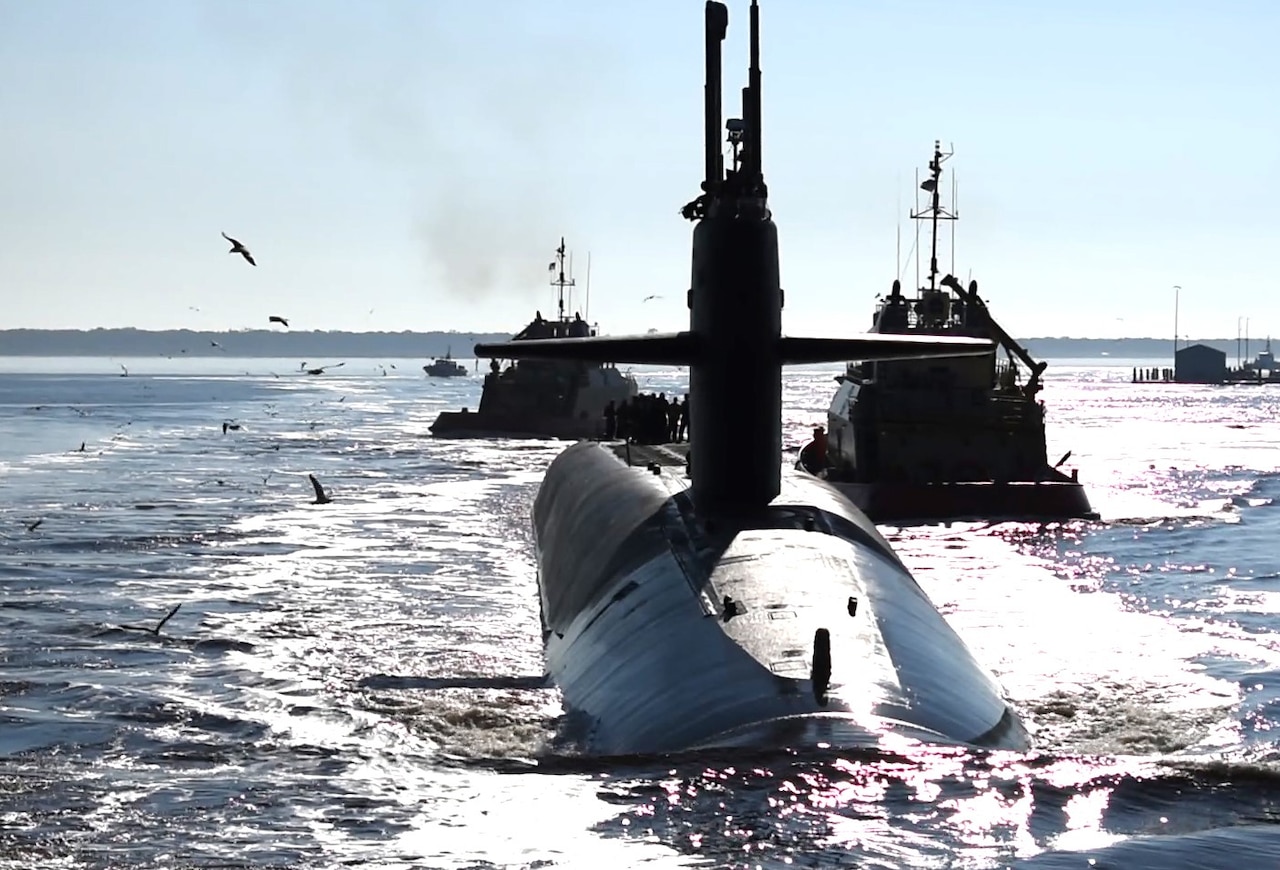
4 356 1280 868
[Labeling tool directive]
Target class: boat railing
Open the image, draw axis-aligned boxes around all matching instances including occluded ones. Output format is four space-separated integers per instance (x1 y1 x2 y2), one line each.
875 301 974 333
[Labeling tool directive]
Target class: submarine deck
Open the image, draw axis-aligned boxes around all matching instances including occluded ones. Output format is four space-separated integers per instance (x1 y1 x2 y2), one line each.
606 441 691 470
540 439 1028 751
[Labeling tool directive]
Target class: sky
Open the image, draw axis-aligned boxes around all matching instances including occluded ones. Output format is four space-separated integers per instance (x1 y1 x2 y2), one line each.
1 0 1277 340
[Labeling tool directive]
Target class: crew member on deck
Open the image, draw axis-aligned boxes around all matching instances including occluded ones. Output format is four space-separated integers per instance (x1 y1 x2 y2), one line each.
603 400 617 440
799 425 829 475
812 425 828 466
617 398 631 441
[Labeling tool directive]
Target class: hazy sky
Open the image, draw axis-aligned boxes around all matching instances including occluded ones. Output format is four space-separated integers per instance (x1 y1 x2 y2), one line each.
2 0 1276 339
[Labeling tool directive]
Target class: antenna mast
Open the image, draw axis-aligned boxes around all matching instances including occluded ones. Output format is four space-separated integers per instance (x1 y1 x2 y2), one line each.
1173 285 1181 356
951 171 957 275
910 140 957 291
551 237 575 322
895 172 901 279
584 252 592 324
745 0 763 189
914 167 920 291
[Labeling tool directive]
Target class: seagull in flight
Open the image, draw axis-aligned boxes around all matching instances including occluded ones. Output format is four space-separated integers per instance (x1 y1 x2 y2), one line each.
222 232 256 266
305 362 345 376
269 315 289 327
642 294 663 303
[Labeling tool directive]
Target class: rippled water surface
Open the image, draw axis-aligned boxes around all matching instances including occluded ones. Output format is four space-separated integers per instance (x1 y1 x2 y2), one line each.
4 355 1280 869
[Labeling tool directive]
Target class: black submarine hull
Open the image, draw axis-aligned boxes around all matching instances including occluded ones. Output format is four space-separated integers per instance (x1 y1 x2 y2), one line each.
533 441 1029 756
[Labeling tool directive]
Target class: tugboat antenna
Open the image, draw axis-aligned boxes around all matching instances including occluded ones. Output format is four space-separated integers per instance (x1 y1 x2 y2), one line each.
951 171 958 276
910 139 957 292
914 167 920 291
551 237 575 322
895 171 902 280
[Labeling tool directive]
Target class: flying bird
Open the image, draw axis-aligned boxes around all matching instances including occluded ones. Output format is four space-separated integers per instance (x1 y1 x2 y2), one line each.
642 294 663 303
119 364 129 377
222 232 256 266
305 362 345 376
23 518 43 532
269 315 289 328
119 603 182 636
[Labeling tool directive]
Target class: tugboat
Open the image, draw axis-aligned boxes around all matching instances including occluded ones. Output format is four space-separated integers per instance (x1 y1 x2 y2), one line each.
423 347 468 378
429 238 637 439
1222 336 1280 384
800 142 1096 524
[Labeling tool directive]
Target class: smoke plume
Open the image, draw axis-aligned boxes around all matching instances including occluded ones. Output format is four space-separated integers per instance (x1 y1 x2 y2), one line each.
203 1 613 301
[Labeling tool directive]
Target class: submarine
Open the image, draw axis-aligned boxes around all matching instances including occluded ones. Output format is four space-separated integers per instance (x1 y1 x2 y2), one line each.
475 0 1030 756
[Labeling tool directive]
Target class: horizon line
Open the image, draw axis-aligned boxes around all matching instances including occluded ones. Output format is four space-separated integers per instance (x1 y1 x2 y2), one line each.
0 328 1243 342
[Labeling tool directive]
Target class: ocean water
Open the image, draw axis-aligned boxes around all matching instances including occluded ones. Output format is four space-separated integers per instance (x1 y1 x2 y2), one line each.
3 355 1280 869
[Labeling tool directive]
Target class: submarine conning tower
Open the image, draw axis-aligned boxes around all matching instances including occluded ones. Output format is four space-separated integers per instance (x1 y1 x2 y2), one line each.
688 0 782 513
474 0 993 516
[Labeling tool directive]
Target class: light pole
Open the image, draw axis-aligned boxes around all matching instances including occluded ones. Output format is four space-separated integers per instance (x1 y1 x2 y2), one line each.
1173 285 1181 356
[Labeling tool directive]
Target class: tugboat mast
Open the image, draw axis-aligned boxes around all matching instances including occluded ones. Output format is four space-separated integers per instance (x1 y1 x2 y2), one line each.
910 140 957 292
551 237 575 322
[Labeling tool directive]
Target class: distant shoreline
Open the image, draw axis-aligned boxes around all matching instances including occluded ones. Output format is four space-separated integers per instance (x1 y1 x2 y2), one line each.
0 329 509 359
0 329 1240 359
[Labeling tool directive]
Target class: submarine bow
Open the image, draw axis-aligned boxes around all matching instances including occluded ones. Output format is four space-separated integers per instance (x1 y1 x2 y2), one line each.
474 0 1029 756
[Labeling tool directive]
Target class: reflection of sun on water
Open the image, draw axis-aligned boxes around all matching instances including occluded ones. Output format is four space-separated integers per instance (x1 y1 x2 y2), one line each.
6 360 1280 867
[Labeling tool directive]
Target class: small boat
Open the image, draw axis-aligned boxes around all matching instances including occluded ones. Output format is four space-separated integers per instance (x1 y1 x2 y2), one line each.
423 348 467 378
800 142 1097 525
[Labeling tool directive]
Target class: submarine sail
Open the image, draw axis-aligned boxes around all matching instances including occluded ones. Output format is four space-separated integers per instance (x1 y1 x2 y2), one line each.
475 0 1028 755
